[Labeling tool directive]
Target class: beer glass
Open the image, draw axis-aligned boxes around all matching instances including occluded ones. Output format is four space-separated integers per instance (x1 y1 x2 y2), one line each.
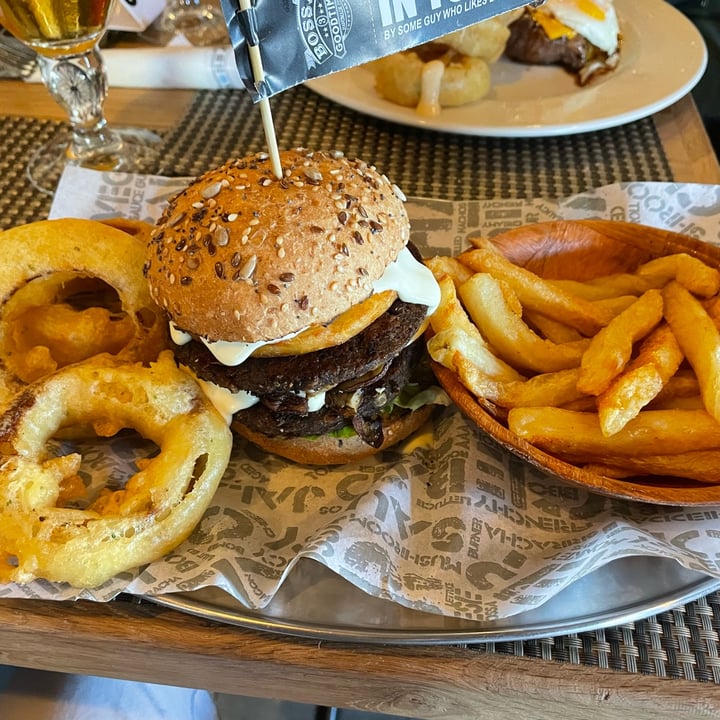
0 0 159 193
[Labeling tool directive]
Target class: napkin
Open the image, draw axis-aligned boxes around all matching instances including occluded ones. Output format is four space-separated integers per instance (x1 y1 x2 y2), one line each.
26 44 244 90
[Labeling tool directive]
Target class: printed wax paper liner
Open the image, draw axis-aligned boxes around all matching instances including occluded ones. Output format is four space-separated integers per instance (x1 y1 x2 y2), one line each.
6 170 720 623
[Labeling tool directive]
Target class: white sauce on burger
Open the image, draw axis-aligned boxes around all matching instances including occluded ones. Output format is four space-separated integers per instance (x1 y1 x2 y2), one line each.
170 245 440 367
196 377 259 423
196 377 328 424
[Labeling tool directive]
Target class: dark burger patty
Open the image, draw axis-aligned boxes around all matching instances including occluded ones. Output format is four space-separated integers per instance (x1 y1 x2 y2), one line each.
175 298 427 395
505 12 598 73
234 339 426 441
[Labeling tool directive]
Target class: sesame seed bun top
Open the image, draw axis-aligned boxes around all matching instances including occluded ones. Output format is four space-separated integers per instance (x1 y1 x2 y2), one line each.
144 148 411 343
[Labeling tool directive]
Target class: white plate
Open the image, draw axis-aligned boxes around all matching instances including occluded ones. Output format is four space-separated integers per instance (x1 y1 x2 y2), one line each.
305 0 708 137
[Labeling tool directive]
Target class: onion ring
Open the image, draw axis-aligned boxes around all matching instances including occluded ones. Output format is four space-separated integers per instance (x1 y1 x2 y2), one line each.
253 290 398 357
442 11 522 61
0 218 168 401
371 9 521 115
0 351 232 588
100 217 155 243
373 50 491 112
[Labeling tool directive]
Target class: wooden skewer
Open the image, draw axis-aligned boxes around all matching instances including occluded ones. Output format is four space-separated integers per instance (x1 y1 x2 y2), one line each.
239 0 282 179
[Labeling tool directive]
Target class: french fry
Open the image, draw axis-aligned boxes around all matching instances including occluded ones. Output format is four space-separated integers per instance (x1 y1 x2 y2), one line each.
663 280 720 422
454 358 585 408
431 228 720 484
637 253 720 298
459 242 613 336
524 309 583 344
590 295 638 317
554 255 720 301
425 255 474 288
648 368 700 406
596 323 684 436
429 273 484 341
508 406 720 457
459 273 590 373
427 273 523 383
428 327 524 383
550 273 653 300
596 365 665 437
576 289 664 396
495 276 523 317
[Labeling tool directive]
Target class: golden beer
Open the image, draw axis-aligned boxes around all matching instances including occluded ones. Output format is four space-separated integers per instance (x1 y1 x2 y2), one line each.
0 0 157 191
0 0 113 51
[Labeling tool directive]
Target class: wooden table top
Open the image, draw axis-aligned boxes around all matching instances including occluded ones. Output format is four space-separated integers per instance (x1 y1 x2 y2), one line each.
1 80 720 719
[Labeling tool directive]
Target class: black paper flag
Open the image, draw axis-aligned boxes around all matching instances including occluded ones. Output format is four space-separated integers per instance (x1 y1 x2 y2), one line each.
221 0 532 101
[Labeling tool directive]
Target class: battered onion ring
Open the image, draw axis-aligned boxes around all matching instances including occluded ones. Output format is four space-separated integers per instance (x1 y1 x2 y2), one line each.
100 217 155 243
373 50 491 109
372 9 521 114
253 290 398 357
0 351 232 588
442 10 523 61
99 218 156 256
0 218 168 401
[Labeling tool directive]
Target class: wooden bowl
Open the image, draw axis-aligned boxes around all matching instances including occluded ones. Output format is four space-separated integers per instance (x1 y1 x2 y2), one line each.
433 219 720 506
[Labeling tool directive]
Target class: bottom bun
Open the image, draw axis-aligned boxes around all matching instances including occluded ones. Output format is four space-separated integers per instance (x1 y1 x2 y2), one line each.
232 406 434 465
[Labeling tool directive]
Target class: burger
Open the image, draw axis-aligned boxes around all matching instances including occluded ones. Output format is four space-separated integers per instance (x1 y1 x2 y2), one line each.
144 148 446 464
504 0 621 85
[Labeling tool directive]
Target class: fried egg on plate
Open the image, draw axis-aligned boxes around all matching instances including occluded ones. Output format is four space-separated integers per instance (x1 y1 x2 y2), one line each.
533 0 620 55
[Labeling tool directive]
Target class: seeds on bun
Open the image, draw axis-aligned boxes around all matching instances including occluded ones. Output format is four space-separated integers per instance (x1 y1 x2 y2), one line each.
144 148 446 464
145 148 410 343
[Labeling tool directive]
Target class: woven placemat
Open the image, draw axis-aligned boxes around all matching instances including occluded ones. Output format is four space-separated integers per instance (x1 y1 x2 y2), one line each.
0 115 58 229
0 86 672 227
485 591 720 682
1 90 717 683
156 86 673 199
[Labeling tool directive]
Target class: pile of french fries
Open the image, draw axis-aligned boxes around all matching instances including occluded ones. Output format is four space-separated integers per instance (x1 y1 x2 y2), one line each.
426 236 720 484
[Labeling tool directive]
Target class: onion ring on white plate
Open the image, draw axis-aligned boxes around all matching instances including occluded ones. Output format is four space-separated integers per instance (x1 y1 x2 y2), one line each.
373 49 491 116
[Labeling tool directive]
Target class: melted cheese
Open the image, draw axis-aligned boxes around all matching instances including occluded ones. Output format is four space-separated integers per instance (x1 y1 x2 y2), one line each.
171 245 440 368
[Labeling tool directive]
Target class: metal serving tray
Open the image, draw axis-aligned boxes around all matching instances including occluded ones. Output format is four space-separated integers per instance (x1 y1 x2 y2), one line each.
146 556 720 644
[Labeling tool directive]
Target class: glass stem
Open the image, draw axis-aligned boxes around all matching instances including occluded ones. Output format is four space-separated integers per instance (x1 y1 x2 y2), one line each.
37 44 123 166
